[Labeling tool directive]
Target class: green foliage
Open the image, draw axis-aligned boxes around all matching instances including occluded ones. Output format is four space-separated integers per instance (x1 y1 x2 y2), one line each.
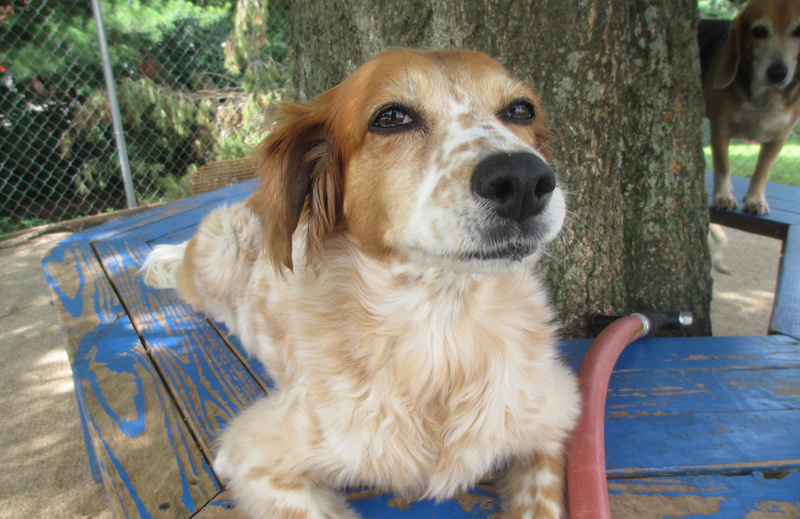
697 0 743 19
64 76 283 203
223 0 289 93
0 216 53 235
0 1 232 91
1 0 289 226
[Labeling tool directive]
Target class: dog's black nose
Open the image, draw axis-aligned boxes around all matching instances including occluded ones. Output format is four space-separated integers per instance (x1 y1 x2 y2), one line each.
767 63 788 84
471 152 556 223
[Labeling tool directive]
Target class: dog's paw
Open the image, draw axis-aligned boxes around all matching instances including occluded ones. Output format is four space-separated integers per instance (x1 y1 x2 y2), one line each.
212 451 233 482
743 195 770 215
712 192 738 212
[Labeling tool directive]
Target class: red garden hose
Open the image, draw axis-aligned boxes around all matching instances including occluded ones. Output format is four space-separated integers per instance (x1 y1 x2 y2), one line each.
566 315 648 519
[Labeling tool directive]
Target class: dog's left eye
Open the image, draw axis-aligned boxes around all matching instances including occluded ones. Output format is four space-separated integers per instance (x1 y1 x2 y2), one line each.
502 100 536 123
371 106 415 131
751 26 769 39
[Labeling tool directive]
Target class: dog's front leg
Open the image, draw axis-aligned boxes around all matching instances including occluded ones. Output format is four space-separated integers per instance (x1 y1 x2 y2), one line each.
500 447 567 519
743 137 786 215
214 392 360 519
710 126 738 211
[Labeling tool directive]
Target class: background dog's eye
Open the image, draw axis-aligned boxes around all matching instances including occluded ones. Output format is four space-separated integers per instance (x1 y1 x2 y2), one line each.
503 100 536 123
751 26 769 39
371 107 414 130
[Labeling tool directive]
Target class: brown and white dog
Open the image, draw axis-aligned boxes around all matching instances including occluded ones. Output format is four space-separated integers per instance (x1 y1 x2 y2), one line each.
699 0 800 214
142 49 579 519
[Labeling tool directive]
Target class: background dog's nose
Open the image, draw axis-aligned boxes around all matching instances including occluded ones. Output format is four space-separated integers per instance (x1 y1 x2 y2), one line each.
766 63 788 84
471 152 556 223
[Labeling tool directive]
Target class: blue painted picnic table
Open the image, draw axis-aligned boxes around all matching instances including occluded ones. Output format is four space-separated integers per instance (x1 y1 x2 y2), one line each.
42 176 800 518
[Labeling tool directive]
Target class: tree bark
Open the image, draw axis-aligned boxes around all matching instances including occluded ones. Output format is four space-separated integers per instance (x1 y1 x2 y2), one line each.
290 0 713 337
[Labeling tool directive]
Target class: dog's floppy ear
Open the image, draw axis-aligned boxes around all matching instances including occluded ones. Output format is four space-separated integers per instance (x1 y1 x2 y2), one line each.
714 16 742 89
247 99 344 271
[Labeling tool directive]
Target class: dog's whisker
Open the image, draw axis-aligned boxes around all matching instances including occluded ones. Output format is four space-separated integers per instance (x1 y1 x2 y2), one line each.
564 211 601 241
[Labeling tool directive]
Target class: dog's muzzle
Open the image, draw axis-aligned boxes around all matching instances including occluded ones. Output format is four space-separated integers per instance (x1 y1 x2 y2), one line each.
470 152 556 223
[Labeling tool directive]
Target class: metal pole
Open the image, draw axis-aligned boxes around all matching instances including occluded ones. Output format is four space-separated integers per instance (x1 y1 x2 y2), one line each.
91 0 137 209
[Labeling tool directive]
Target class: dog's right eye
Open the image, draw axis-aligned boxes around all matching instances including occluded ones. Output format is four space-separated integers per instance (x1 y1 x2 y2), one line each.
501 99 536 124
370 106 418 133
751 26 769 39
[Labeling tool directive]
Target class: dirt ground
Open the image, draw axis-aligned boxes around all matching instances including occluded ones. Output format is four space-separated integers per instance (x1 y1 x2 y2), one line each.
0 232 112 519
710 227 783 336
0 225 783 518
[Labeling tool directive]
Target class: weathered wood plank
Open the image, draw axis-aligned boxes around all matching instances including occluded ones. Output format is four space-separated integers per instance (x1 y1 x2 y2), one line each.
608 470 800 518
705 173 799 238
101 184 254 247
57 180 257 246
706 173 800 215
724 174 800 206
605 367 800 415
42 241 220 518
348 486 503 519
209 321 274 392
196 487 502 519
605 409 800 477
559 335 800 373
349 472 800 518
143 223 275 391
149 224 202 247
709 210 789 240
772 224 800 340
93 238 266 458
559 336 800 477
192 490 238 518
93 233 799 483
72 368 102 482
197 471 800 519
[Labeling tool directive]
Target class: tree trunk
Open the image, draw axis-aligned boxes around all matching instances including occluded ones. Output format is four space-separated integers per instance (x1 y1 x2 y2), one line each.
290 0 713 337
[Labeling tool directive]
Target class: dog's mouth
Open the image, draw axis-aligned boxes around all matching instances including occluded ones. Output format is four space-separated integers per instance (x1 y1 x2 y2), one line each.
460 241 537 262
458 211 559 262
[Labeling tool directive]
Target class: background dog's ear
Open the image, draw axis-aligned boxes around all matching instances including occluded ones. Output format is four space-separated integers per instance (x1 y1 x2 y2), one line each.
714 16 742 89
247 101 344 271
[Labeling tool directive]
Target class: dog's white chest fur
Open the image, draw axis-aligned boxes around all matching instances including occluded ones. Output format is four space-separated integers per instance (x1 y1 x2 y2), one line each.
221 230 578 498
733 89 795 142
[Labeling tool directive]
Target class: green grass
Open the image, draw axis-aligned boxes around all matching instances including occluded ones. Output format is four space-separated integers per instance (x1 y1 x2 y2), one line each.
703 143 800 187
0 216 56 237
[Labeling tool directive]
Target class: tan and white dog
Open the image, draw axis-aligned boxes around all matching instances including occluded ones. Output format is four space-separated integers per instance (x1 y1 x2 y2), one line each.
699 0 800 214
142 49 579 519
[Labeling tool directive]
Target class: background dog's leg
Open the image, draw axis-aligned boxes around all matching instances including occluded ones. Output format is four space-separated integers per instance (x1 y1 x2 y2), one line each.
710 127 737 211
743 137 785 215
500 447 567 519
214 392 360 519
709 223 731 274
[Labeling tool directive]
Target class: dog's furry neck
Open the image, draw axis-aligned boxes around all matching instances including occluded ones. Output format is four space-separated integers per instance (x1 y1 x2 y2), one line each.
277 231 559 391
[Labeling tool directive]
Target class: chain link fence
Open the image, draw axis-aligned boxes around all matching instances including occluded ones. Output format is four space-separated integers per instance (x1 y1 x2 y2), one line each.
1 0 289 234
